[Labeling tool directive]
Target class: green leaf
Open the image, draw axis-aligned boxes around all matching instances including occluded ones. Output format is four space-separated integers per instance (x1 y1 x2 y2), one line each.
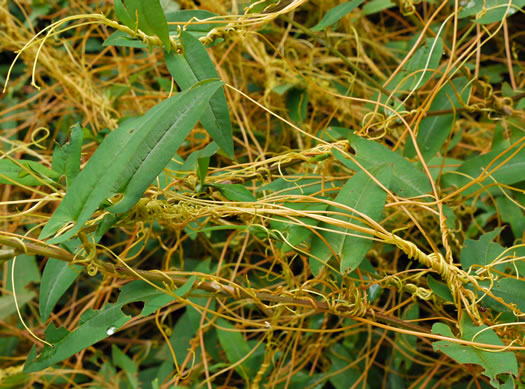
114 0 135 30
310 164 392 274
460 228 506 273
0 159 60 186
212 183 256 202
112 345 139 389
491 122 523 154
156 261 214 365
52 124 83 185
427 275 453 302
270 201 328 252
165 9 223 40
440 139 525 195
311 0 365 31
328 344 361 389
216 318 254 381
39 259 82 322
24 281 185 373
39 80 223 244
123 0 153 35
404 77 471 159
362 0 395 15
259 175 343 196
165 32 234 157
458 0 525 24
141 276 196 317
286 87 308 123
495 195 525 239
65 124 83 182
482 278 525 313
0 255 40 321
180 141 219 171
197 157 210 188
113 0 171 49
139 0 171 50
332 129 432 197
432 315 517 388
393 302 419 371
103 30 148 48
388 37 444 94
5 254 40 292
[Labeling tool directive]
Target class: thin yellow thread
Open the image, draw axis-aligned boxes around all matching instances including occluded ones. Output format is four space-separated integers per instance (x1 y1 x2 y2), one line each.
11 256 54 348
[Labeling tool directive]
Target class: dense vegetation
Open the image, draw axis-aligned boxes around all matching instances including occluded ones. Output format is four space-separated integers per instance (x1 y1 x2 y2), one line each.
1 0 524 387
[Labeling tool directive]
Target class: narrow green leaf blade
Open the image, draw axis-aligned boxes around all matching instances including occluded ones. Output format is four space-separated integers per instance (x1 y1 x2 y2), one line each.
495 195 525 239
311 0 365 31
166 9 222 38
0 160 60 186
165 32 234 157
103 30 148 48
40 80 223 243
112 345 139 389
332 129 432 197
140 0 171 50
328 344 361 388
124 0 154 35
64 124 83 184
212 183 256 202
107 80 224 214
387 38 444 94
1 255 40 321
310 164 391 274
39 259 82 322
458 0 525 24
393 303 419 371
141 276 197 317
25 304 129 373
197 157 210 187
270 202 328 252
52 126 83 182
440 142 525 194
404 77 471 159
216 318 253 381
24 281 173 373
114 0 135 29
362 0 395 15
286 88 308 123
427 275 453 302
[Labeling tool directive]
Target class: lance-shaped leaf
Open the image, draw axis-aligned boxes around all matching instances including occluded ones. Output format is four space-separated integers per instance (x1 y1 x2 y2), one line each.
0 159 60 186
165 31 234 157
25 279 195 373
332 129 432 197
440 142 525 195
311 0 366 31
51 124 83 186
114 0 135 30
387 37 444 94
40 80 223 244
404 77 471 160
39 259 82 322
310 163 392 274
114 0 170 50
211 183 256 202
138 0 170 50
216 318 256 381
